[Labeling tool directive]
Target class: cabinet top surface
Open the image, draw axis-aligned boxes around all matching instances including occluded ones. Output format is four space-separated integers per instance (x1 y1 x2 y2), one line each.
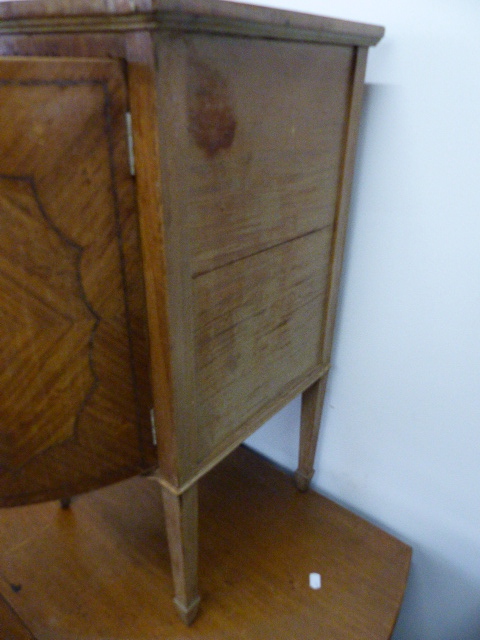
0 0 384 46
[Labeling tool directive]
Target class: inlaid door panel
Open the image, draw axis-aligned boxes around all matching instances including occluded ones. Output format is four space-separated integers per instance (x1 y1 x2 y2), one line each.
0 57 156 506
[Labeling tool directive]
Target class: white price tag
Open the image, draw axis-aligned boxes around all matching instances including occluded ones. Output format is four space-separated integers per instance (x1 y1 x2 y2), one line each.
309 573 322 590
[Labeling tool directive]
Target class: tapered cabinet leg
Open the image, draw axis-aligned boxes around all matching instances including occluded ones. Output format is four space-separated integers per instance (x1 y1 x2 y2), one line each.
161 483 201 625
295 375 329 492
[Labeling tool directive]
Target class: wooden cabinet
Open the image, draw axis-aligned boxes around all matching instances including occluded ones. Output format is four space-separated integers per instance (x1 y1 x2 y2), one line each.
0 0 383 625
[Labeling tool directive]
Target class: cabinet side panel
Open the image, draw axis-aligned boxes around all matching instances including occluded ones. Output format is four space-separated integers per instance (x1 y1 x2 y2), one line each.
321 46 369 362
184 37 354 275
194 229 332 463
153 35 202 484
156 34 355 484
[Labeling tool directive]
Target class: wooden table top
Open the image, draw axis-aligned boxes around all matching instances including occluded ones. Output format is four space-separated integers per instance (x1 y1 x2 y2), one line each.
0 445 410 639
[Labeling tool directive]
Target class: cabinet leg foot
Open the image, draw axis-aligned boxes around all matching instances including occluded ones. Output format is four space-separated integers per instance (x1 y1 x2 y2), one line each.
295 375 329 492
60 497 72 509
174 594 201 625
294 469 314 492
161 483 200 625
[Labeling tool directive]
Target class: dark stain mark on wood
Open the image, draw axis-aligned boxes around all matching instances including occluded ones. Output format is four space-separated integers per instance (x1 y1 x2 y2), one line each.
187 57 236 157
10 583 22 593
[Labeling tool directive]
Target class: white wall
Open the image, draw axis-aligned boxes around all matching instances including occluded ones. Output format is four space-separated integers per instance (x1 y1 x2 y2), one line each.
239 1 480 638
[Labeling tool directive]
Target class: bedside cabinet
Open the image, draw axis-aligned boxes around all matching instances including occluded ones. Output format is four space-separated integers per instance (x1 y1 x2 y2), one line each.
0 0 383 624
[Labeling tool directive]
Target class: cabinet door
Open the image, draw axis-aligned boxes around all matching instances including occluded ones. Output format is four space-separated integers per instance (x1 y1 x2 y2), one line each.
0 57 156 506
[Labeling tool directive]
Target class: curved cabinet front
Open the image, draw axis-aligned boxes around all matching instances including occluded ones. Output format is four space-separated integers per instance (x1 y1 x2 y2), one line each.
0 57 156 507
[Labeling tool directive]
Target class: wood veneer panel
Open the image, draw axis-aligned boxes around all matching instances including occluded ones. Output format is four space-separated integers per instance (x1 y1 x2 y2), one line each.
0 446 410 640
155 34 355 484
0 57 155 506
194 229 332 464
177 36 354 275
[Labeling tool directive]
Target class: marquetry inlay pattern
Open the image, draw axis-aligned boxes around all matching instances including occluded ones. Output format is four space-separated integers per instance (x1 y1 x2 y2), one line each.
0 174 97 471
0 58 155 506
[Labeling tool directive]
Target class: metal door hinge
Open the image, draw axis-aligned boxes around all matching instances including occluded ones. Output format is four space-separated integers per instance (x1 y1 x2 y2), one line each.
150 408 157 446
125 111 135 176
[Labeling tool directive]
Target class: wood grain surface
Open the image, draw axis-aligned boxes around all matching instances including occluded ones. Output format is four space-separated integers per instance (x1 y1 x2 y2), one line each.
184 38 353 275
154 34 356 486
0 596 35 640
0 0 384 48
0 57 155 506
194 229 332 463
0 446 410 640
